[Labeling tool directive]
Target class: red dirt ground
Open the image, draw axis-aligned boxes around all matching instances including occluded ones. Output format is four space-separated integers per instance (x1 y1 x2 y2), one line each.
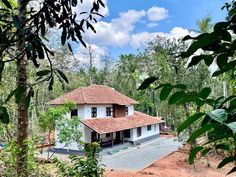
105 151 235 177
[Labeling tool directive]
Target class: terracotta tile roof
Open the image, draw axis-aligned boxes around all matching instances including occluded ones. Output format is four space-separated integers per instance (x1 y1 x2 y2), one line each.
81 111 164 134
49 85 138 105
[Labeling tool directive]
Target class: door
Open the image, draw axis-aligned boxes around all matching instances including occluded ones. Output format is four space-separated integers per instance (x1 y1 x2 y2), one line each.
116 131 120 143
91 131 97 143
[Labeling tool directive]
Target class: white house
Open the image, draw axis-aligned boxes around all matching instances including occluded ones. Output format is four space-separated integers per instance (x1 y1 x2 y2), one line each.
49 85 164 150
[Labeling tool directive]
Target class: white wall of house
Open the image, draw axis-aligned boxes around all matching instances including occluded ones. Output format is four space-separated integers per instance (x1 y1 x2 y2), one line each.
55 104 160 150
84 125 93 143
124 129 134 141
127 105 134 116
84 104 113 118
77 105 85 120
131 124 160 142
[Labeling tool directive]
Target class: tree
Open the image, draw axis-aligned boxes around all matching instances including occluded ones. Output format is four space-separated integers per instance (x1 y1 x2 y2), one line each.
0 0 105 176
196 15 213 33
139 0 236 174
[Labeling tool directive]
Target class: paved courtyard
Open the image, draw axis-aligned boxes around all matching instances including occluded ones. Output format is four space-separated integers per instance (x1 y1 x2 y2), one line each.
36 137 181 171
102 137 181 171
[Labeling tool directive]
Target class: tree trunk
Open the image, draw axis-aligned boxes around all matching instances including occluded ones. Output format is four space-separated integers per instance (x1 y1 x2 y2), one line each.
47 130 51 160
16 0 28 176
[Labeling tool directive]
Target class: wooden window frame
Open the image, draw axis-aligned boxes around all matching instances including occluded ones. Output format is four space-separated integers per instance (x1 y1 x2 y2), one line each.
71 109 78 117
106 107 113 116
91 107 97 118
124 129 131 138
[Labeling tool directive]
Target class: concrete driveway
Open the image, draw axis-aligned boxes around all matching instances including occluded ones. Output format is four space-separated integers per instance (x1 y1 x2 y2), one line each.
102 137 181 171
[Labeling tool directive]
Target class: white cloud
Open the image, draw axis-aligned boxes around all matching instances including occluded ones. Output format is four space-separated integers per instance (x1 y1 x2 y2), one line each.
147 6 168 22
146 22 159 28
130 32 158 48
112 10 146 32
73 44 107 67
130 27 196 49
85 9 145 47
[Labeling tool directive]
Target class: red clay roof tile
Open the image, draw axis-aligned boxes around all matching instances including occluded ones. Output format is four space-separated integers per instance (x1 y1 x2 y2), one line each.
49 85 138 105
81 111 164 134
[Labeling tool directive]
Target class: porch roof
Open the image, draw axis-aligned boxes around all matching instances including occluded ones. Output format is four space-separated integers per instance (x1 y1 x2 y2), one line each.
81 111 164 134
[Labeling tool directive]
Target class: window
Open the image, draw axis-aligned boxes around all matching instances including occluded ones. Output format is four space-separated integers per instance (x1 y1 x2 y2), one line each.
91 107 97 118
71 109 78 117
137 127 142 137
125 107 128 115
106 133 110 137
147 125 152 131
124 129 130 138
106 107 112 116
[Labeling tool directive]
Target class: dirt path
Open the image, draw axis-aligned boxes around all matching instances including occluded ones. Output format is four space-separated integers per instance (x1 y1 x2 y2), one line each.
105 151 235 177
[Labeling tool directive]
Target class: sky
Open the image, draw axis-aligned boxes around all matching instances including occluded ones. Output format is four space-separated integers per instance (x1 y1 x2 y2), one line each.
73 0 228 64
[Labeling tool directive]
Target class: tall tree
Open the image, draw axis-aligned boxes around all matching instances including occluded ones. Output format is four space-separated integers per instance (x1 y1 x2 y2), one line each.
0 0 105 176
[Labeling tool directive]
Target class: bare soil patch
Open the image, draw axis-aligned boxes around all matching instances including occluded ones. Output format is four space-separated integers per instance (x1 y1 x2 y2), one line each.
105 151 235 177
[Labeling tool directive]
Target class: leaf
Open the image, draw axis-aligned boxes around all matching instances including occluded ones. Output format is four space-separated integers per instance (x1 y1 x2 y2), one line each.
61 27 67 45
2 0 12 9
212 60 236 77
216 54 228 69
5 87 18 103
181 33 219 58
227 167 236 175
188 55 204 67
138 76 158 90
86 21 96 33
154 84 165 90
48 77 54 91
36 70 51 76
187 124 215 143
195 97 205 107
15 86 24 104
218 156 235 168
201 148 212 157
215 144 230 151
219 95 236 107
177 112 205 133
188 146 204 164
160 84 173 101
26 88 34 110
57 69 69 84
207 109 228 123
72 0 77 6
36 44 44 59
168 91 185 105
13 15 22 29
98 0 105 7
226 122 236 134
199 87 211 99
68 43 73 54
173 84 187 90
176 91 197 105
0 106 9 124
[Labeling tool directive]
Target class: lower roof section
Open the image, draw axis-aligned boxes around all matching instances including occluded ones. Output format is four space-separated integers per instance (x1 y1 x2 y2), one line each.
81 111 164 134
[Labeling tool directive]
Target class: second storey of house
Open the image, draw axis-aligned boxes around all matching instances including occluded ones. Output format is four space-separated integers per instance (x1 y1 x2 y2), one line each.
49 85 138 120
69 104 134 120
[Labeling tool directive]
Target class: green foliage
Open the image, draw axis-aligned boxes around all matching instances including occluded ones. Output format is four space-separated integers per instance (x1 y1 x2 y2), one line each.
0 138 50 176
39 101 83 148
138 76 158 90
54 142 104 177
144 0 236 174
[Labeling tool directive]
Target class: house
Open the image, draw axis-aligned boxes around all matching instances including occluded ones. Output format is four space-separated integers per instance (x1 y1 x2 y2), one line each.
49 85 164 150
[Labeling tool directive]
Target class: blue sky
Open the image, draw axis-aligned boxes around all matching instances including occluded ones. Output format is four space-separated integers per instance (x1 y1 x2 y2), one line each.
74 0 227 63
